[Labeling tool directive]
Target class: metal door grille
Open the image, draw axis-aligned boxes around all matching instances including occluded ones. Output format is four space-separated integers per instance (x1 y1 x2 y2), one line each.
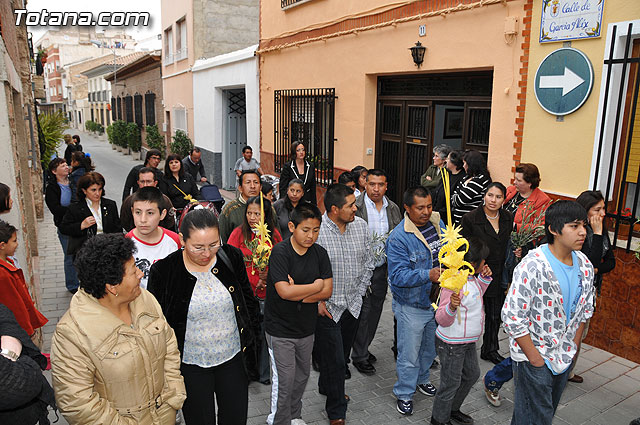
274 88 335 187
591 23 640 251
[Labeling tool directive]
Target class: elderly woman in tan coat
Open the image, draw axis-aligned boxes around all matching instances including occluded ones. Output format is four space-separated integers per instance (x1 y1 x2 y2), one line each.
51 234 185 424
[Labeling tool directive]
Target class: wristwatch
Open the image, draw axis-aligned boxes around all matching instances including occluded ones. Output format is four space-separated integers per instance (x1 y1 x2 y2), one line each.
0 348 19 361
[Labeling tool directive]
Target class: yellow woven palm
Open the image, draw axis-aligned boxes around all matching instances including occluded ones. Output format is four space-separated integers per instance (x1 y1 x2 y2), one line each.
251 193 274 269
431 169 473 310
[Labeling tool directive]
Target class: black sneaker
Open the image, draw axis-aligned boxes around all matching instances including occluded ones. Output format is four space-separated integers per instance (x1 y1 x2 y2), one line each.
450 410 474 425
417 382 437 396
396 399 413 416
368 352 377 363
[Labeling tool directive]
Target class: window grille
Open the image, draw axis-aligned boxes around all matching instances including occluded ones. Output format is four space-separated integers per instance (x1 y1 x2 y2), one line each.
274 88 335 187
145 92 156 126
134 94 143 127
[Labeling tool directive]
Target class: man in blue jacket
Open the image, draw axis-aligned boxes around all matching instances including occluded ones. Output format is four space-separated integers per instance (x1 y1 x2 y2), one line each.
386 186 443 416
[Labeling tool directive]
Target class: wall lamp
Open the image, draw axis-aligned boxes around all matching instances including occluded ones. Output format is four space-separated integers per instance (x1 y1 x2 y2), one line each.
409 41 426 68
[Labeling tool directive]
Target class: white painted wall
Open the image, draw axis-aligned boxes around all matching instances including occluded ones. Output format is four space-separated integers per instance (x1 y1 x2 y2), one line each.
193 45 259 189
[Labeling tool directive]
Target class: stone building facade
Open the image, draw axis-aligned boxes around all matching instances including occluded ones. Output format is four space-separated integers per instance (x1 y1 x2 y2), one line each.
0 0 46 345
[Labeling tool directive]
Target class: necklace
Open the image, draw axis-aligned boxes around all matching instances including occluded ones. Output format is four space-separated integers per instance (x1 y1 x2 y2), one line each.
485 211 499 220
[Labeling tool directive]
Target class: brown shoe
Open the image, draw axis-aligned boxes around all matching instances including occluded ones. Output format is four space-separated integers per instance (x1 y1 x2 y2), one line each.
568 374 583 383
330 420 345 425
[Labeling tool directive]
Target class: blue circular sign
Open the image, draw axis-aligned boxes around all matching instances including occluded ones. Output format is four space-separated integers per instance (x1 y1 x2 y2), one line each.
534 47 594 116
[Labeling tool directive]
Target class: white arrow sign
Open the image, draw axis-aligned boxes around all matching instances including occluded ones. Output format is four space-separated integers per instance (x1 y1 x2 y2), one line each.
539 67 585 96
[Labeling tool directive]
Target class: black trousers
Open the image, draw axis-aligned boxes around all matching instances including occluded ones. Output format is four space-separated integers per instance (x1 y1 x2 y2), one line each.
181 352 248 425
315 310 359 420
481 294 505 357
351 264 388 362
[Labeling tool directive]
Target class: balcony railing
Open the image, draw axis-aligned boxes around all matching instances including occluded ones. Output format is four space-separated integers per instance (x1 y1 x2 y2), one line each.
163 52 174 66
281 0 313 9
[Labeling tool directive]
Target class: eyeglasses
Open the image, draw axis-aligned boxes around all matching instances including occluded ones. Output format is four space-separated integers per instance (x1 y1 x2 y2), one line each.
188 242 221 254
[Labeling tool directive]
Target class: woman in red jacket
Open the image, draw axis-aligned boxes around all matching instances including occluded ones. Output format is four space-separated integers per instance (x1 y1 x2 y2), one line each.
504 163 551 229
0 221 47 337
227 195 282 385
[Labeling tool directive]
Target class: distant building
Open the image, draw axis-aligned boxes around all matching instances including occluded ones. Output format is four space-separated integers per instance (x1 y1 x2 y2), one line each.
34 28 135 114
81 52 147 129
105 51 165 152
162 0 259 186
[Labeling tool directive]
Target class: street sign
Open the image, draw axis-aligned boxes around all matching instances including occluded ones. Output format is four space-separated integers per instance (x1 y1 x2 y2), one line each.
534 47 594 116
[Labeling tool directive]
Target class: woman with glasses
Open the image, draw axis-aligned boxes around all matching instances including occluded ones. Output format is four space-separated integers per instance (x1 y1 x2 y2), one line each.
278 141 317 205
147 208 260 425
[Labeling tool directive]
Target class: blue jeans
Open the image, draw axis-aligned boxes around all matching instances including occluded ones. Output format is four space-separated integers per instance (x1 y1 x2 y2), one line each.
392 299 437 401
511 360 570 425
485 356 513 391
57 230 79 291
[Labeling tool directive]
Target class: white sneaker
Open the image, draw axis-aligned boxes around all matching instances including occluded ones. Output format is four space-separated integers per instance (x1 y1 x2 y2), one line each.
291 419 307 425
485 387 501 407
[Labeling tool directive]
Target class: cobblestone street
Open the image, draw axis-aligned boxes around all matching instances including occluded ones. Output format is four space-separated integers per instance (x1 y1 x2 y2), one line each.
41 132 639 425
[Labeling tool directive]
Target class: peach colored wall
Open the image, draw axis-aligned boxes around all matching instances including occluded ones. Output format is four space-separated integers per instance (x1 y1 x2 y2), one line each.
161 0 195 136
263 0 415 40
260 1 525 185
520 3 640 197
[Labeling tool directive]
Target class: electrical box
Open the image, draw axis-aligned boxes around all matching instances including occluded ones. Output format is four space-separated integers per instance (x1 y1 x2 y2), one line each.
504 16 518 35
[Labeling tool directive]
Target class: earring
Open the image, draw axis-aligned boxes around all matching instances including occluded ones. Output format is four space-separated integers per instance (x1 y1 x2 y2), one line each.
115 292 119 297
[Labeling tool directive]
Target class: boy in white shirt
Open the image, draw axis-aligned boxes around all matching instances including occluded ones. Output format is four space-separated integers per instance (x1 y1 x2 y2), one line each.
126 187 181 289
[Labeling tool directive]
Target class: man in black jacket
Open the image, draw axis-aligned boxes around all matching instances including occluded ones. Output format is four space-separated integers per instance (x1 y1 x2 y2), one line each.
351 169 403 375
122 149 164 201
0 304 56 424
182 147 207 183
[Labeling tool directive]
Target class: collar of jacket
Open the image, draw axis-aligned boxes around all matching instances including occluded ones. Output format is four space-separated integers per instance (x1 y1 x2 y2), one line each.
0 257 18 272
402 211 441 249
67 289 160 358
290 160 310 185
468 206 512 239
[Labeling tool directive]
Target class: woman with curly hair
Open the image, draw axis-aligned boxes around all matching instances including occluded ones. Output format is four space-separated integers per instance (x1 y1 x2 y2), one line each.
51 234 186 424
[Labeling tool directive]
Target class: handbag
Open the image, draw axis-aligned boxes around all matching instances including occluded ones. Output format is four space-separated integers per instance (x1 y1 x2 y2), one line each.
65 227 96 256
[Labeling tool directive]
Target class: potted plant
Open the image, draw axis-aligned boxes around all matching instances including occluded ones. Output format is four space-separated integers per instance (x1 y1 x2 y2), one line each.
38 110 69 167
127 122 142 160
170 129 193 158
145 124 165 158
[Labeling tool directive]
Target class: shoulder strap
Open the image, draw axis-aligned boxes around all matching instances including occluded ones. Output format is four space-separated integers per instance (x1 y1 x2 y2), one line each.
217 246 235 275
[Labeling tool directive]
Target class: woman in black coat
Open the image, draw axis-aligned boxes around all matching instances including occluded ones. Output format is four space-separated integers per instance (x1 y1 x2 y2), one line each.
59 172 121 258
163 153 200 210
45 158 81 292
278 141 316 205
461 182 513 365
147 208 260 425
0 304 56 425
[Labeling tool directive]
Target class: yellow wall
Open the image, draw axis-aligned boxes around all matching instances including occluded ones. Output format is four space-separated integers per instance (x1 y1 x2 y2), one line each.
260 0 525 185
521 1 640 197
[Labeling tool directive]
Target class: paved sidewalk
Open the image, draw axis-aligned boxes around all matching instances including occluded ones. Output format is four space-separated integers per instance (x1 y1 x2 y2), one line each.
38 132 639 424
